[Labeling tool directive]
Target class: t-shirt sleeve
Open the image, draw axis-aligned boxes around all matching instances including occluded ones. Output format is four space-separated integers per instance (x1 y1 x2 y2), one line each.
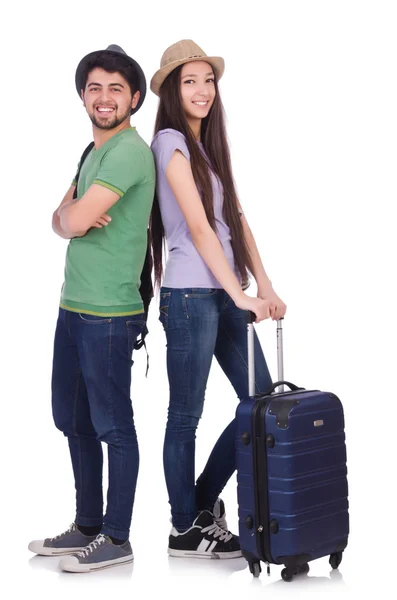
93 143 146 197
152 131 190 173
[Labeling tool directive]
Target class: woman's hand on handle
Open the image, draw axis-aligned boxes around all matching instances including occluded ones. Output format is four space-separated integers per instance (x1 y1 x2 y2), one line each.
257 287 287 321
234 294 272 323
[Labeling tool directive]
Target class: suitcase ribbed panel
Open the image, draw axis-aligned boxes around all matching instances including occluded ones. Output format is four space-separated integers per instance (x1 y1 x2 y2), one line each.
236 390 349 565
236 399 261 560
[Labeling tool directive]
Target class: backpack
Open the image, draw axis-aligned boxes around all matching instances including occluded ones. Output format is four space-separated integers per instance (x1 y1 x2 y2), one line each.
73 142 153 369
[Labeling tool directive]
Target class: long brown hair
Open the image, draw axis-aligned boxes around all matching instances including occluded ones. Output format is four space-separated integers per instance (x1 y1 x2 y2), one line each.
150 64 253 288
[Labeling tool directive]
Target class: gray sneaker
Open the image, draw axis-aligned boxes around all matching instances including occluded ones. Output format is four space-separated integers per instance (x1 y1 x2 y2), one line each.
28 523 97 556
59 534 134 572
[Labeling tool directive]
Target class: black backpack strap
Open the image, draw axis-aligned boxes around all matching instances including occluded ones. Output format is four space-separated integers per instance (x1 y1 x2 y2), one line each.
139 229 153 315
133 326 149 377
73 142 95 199
134 227 153 375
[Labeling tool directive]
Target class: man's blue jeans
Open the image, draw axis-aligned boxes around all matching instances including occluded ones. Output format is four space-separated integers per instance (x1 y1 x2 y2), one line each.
159 288 272 531
51 308 145 540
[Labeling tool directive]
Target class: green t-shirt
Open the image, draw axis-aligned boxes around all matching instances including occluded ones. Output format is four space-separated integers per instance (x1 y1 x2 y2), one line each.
60 127 155 316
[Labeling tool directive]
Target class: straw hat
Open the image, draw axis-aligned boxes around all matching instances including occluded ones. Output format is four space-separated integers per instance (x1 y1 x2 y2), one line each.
150 39 225 96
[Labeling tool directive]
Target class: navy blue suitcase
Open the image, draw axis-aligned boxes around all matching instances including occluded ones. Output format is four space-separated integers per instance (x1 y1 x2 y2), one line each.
236 316 349 581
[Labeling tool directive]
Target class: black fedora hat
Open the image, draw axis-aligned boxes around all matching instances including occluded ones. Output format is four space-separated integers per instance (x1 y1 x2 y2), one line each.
75 44 146 115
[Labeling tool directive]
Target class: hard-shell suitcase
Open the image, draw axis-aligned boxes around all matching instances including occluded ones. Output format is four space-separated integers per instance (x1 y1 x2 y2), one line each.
236 315 349 581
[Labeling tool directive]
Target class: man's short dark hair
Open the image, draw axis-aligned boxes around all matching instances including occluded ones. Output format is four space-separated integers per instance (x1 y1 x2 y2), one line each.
81 52 138 96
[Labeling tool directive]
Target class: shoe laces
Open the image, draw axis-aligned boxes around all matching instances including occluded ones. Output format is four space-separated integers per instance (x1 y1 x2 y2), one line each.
51 523 76 541
213 502 228 532
77 533 107 557
214 513 228 531
201 522 232 543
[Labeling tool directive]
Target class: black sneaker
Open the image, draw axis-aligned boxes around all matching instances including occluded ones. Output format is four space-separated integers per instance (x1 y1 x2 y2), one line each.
168 510 241 559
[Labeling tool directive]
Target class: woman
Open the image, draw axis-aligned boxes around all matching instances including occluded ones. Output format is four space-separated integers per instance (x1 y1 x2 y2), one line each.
150 39 287 559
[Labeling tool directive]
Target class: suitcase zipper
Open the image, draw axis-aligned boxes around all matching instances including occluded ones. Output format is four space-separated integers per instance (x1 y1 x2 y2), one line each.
252 398 273 565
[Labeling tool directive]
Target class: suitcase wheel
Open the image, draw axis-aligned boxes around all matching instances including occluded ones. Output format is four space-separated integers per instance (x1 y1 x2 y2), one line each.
329 552 343 569
297 563 310 575
281 563 309 582
281 567 293 582
249 562 261 578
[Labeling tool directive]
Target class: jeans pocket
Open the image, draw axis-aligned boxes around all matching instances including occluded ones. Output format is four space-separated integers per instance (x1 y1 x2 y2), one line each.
159 292 171 329
78 313 112 324
183 288 217 298
183 289 218 320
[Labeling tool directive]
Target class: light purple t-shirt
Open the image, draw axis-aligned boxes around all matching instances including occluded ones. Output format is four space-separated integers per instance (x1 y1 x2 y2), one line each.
151 128 240 288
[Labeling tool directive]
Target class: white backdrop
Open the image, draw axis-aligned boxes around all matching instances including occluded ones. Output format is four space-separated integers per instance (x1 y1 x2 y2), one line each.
1 1 396 598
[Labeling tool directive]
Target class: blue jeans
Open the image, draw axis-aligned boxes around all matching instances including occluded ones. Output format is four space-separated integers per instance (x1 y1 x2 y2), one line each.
51 308 145 540
159 288 272 531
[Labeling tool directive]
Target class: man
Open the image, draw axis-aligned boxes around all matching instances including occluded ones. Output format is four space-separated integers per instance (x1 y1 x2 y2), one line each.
28 45 155 572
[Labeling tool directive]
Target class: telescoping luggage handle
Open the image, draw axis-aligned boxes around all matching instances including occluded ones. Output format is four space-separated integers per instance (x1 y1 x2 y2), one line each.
247 312 301 398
